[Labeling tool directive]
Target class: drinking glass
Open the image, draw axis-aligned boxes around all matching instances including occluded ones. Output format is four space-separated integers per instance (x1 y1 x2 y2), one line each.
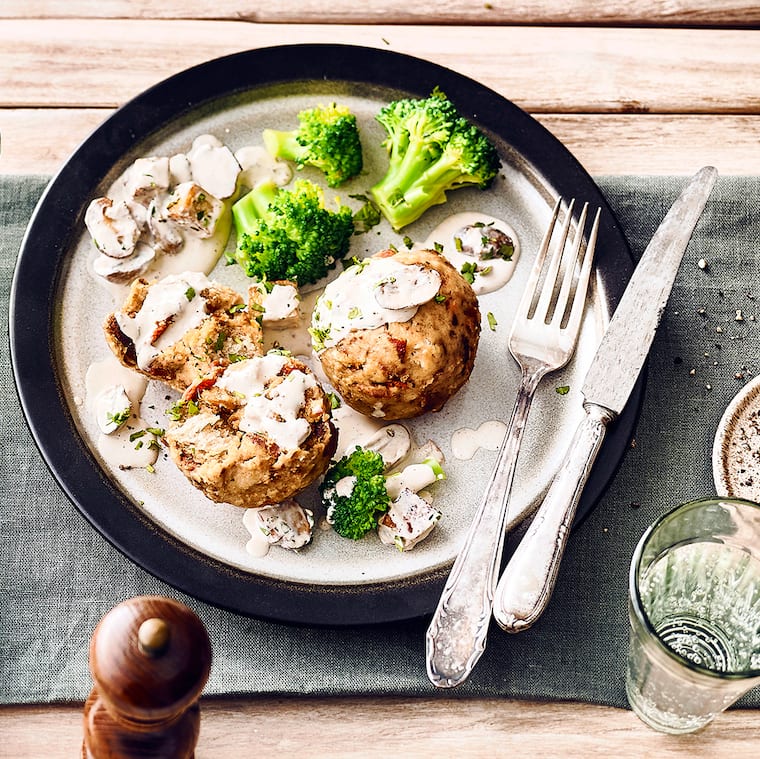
626 497 760 734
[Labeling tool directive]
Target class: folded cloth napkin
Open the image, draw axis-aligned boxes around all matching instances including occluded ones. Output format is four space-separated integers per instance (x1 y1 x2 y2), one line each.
2 175 759 707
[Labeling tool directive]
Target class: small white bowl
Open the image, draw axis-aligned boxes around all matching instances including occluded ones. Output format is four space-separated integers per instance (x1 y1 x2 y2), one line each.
713 374 760 501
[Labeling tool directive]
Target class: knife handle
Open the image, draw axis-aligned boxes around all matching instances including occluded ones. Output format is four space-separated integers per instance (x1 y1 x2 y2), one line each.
492 403 615 632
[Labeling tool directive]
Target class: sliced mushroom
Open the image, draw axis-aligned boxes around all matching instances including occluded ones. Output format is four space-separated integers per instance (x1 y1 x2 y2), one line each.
122 156 171 206
187 137 241 200
84 197 141 259
165 182 223 238
378 487 441 551
93 242 155 283
169 153 193 185
455 223 515 261
246 499 314 550
373 265 441 310
147 199 184 255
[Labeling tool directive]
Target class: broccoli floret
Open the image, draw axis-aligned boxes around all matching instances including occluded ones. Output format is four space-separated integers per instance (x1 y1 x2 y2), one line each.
370 90 501 230
230 178 354 286
321 447 391 540
263 103 363 188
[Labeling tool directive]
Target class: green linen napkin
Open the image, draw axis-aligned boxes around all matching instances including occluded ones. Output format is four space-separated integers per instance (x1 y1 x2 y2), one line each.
2 174 759 707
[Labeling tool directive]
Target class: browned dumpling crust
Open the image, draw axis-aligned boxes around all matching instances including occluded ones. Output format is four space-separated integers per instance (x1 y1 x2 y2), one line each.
103 274 263 391
165 354 336 509
316 248 481 420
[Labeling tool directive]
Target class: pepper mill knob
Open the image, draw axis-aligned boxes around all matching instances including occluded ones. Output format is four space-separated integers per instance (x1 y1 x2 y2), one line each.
82 595 212 759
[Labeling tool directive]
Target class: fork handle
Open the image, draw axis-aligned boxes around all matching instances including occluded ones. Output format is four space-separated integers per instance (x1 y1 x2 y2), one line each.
425 367 544 689
492 402 615 633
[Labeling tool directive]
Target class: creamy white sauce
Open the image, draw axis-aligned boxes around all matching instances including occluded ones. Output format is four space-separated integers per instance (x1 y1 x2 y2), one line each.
450 419 508 460
330 403 385 460
242 507 272 557
263 288 321 356
421 212 520 295
361 424 411 469
261 283 300 324
216 354 316 452
385 463 440 499
85 356 159 469
93 384 131 435
115 272 212 371
311 257 441 351
235 145 293 189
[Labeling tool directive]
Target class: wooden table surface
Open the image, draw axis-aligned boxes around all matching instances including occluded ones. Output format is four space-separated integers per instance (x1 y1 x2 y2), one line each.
2 2 760 756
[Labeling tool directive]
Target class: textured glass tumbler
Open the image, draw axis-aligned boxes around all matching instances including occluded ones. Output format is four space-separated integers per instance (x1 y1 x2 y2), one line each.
626 497 760 734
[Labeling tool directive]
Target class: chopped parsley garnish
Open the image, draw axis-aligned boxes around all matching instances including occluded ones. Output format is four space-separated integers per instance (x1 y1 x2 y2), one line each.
433 241 444 253
350 256 370 274
185 286 196 301
166 398 200 421
556 385 570 395
214 331 227 352
460 261 478 284
402 235 414 249
309 326 331 352
326 391 341 409
487 312 498 331
434 294 447 303
107 408 131 428
228 302 246 314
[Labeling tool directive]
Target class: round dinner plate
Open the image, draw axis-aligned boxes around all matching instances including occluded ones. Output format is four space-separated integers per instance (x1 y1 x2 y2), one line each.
10 44 641 625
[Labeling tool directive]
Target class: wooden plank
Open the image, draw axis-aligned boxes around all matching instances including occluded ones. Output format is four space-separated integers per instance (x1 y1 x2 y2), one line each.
5 0 760 27
2 109 759 176
2 21 759 115
3 698 760 758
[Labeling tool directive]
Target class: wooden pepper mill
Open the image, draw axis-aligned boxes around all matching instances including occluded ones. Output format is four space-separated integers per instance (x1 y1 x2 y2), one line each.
82 595 212 759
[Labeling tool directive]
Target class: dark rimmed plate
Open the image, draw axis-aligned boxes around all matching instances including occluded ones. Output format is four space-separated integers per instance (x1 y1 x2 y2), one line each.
10 44 642 625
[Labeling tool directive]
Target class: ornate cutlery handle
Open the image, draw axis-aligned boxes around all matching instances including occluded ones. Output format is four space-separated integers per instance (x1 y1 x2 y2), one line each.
426 368 543 688
492 403 615 632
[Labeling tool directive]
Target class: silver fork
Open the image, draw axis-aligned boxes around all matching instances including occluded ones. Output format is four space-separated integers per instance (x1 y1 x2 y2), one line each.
425 197 600 688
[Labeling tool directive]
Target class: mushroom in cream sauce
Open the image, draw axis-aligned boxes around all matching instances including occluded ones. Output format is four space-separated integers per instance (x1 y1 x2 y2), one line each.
242 499 315 555
421 211 520 295
84 134 293 296
378 488 442 552
310 256 441 352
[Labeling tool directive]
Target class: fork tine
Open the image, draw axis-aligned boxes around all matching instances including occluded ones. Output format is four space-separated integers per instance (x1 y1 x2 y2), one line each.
563 206 601 336
517 196 562 317
552 202 589 327
533 198 575 322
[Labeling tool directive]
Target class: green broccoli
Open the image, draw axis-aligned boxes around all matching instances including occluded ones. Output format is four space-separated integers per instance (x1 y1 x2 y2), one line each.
263 103 363 188
321 447 391 540
370 90 501 230
230 178 354 287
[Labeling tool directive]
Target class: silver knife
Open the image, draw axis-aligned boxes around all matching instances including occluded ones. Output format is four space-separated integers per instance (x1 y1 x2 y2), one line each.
492 166 718 633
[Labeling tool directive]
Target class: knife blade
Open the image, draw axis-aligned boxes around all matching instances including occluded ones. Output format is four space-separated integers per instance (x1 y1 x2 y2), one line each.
492 166 718 632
